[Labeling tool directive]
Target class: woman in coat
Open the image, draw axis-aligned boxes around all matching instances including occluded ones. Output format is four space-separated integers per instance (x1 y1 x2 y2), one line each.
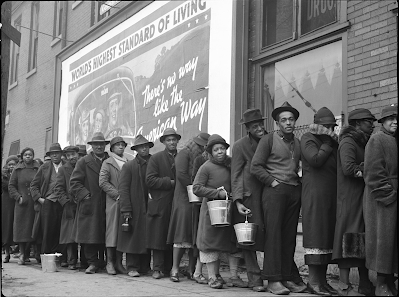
332 108 375 296
193 134 244 289
167 133 208 282
364 105 397 296
117 135 153 277
8 147 40 265
99 136 128 275
2 155 19 263
300 107 339 295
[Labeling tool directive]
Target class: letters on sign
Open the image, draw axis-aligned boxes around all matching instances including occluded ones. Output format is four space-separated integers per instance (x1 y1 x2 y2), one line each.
301 0 336 35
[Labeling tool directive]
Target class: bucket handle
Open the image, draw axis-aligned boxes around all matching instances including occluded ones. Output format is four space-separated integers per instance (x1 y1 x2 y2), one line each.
216 186 229 213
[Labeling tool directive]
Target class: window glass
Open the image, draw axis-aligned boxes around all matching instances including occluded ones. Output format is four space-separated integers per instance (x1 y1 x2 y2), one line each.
262 0 293 47
10 17 21 84
301 0 337 35
28 2 39 71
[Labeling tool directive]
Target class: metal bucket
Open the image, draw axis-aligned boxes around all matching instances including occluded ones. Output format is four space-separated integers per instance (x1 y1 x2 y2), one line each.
40 253 61 272
207 200 231 227
187 185 202 204
234 221 258 245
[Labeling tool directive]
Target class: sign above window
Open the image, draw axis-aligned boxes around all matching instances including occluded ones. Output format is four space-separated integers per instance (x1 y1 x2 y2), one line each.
301 0 336 35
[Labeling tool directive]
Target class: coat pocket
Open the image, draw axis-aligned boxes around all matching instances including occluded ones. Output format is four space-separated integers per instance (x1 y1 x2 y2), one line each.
65 201 77 220
147 197 160 217
79 199 93 216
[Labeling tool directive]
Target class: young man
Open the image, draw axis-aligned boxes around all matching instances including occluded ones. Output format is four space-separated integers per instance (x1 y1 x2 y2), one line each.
231 109 267 292
146 128 180 279
251 102 306 295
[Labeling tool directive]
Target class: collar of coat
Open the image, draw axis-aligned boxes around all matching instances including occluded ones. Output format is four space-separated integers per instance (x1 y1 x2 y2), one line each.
14 160 41 170
84 151 109 168
339 125 369 148
136 154 151 165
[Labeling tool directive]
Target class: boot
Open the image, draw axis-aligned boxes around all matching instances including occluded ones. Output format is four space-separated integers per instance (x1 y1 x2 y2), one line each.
106 247 116 275
115 251 127 274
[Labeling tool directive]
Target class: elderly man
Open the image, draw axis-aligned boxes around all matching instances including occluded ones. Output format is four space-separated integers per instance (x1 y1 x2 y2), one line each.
146 128 180 279
251 102 306 295
70 132 110 274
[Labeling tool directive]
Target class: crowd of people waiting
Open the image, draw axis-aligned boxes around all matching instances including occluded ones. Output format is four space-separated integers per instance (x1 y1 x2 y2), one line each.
2 102 397 296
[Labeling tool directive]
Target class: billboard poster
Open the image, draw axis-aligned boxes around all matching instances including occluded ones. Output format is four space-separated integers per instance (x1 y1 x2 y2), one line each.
58 0 229 158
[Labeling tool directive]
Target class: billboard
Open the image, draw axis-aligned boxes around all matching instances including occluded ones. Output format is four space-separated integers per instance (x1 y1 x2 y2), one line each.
58 0 234 157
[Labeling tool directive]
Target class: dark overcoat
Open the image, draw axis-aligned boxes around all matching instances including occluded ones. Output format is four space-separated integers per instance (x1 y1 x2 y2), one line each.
2 170 15 245
231 135 265 251
332 126 368 260
117 155 150 254
364 128 398 274
145 149 176 250
301 132 337 250
8 161 40 243
53 161 77 244
70 152 109 244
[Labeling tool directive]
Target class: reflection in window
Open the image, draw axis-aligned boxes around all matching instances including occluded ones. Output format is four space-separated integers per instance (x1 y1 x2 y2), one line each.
262 41 342 131
262 0 293 47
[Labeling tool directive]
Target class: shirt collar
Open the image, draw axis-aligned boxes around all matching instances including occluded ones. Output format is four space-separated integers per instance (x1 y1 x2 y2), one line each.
52 162 63 173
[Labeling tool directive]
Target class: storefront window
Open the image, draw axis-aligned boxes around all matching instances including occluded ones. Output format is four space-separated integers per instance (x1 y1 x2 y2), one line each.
262 41 342 131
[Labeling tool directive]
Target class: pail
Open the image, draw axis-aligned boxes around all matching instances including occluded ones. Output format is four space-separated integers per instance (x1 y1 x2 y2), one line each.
187 185 202 204
207 200 231 227
40 253 61 272
234 221 258 245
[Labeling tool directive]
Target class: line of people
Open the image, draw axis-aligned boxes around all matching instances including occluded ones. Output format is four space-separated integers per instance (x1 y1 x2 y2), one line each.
2 102 397 296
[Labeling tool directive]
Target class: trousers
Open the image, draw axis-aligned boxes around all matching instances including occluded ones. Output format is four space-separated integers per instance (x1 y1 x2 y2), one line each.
152 249 173 273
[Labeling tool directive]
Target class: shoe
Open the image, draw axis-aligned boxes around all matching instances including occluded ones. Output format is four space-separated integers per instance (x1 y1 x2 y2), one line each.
85 265 99 274
282 280 307 293
128 270 140 277
25 258 30 262
152 270 164 279
375 284 393 296
170 271 180 282
337 282 363 296
306 283 332 296
106 262 116 275
228 276 248 288
193 274 208 285
114 262 127 274
208 277 223 289
252 285 266 292
68 264 77 270
215 274 226 284
79 262 89 270
323 283 339 295
13 253 21 259
266 281 290 295
17 255 25 265
358 283 376 296
3 255 10 263
60 262 68 268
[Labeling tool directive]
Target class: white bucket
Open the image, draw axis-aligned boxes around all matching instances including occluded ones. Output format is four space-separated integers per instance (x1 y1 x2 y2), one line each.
187 185 202 204
207 200 232 227
234 222 258 245
40 253 61 272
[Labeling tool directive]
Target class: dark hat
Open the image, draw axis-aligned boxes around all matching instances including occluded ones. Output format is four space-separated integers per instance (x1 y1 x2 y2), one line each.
314 107 337 126
6 155 19 164
110 136 127 148
193 132 210 147
206 134 230 153
87 132 110 145
378 105 397 123
159 128 181 143
63 146 79 153
46 143 63 156
131 135 154 150
348 108 376 121
271 101 300 121
76 144 87 156
239 109 267 125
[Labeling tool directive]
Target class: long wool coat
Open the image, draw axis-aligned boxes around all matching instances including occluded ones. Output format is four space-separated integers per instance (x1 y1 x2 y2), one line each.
70 152 109 244
145 149 176 250
117 155 150 254
8 161 40 243
332 126 368 261
2 169 15 245
364 128 398 274
231 135 265 251
99 155 124 247
301 132 337 252
53 161 77 244
193 158 236 253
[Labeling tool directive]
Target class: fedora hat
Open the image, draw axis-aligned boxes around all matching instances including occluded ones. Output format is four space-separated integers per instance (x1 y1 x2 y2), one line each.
159 128 181 143
110 136 127 148
378 105 397 123
76 144 87 156
193 132 210 147
63 146 79 153
206 134 230 153
87 132 110 145
348 108 376 121
239 109 267 125
314 107 337 126
46 143 63 156
131 135 154 150
271 101 300 121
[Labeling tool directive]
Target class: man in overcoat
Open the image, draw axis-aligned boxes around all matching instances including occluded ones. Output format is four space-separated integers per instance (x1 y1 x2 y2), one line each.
231 109 266 292
251 102 306 295
146 128 180 279
70 132 110 274
30 143 66 256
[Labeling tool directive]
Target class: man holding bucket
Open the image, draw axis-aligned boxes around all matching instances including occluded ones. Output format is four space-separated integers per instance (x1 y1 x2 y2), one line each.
251 102 306 295
231 109 267 292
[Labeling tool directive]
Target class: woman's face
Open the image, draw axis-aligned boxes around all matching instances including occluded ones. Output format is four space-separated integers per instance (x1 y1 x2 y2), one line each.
382 115 397 134
211 144 227 162
94 113 103 132
7 160 17 172
111 141 126 157
23 150 34 164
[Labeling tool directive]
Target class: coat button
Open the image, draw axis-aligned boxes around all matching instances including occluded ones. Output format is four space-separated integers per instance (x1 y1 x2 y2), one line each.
28 193 31 196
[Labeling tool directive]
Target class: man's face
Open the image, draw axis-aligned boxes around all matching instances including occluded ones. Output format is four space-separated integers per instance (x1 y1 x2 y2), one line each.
246 121 265 140
276 111 296 135
358 119 375 136
91 142 106 156
50 152 62 165
94 113 103 132
66 151 79 166
108 97 119 128
136 144 150 158
81 119 89 142
382 115 397 134
163 136 178 152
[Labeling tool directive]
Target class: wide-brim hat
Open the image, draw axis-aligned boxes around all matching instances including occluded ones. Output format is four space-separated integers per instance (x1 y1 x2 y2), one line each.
46 143 63 156
76 144 87 156
63 146 79 153
110 136 127 148
159 128 181 143
239 109 267 125
378 105 397 123
314 107 337 126
206 134 230 153
271 101 300 121
193 132 210 147
131 135 154 150
87 132 110 145
348 108 376 121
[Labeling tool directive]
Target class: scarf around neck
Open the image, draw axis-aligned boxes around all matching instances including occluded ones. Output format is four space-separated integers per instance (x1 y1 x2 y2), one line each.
309 123 339 143
339 125 369 148
208 154 231 170
109 151 128 170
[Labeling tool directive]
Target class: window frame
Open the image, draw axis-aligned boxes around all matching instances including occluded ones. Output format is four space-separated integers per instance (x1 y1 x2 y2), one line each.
9 16 22 86
28 1 40 73
9 140 20 157
90 1 111 27
53 1 63 41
